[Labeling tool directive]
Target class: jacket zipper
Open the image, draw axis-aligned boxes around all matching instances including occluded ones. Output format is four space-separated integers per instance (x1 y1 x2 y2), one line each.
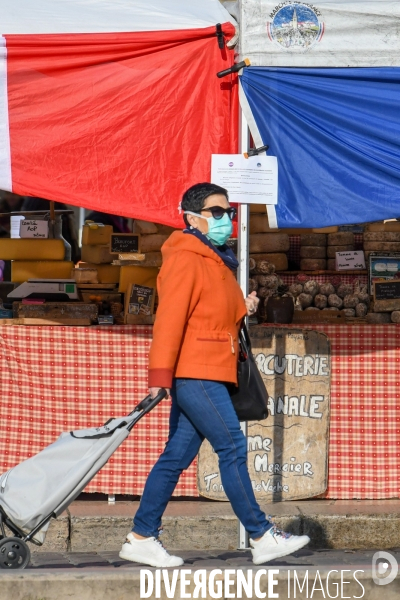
195 335 235 355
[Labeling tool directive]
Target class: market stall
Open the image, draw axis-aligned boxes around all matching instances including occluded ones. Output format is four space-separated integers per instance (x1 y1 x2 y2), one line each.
0 322 399 500
1 0 400 504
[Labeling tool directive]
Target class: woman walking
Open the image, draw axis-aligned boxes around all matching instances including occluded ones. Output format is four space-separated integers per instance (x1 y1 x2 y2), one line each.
120 183 310 567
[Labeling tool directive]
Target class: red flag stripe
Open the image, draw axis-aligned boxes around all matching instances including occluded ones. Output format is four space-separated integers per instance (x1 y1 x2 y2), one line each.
4 25 238 227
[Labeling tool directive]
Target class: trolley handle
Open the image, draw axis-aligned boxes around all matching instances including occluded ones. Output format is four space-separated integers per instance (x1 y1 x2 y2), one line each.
127 388 167 430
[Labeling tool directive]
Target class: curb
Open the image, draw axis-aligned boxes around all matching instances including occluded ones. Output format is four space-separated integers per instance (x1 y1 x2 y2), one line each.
0 566 399 600
39 510 400 553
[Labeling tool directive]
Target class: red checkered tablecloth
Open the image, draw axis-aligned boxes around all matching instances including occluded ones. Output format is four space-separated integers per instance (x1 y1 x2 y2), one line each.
0 324 399 499
262 323 400 500
0 325 195 496
279 274 368 287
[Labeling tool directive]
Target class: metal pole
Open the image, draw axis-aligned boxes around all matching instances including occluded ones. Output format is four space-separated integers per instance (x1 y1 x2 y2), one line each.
237 104 250 551
78 207 86 246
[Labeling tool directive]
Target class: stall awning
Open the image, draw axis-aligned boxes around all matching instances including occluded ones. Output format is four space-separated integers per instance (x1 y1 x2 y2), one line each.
0 0 238 227
237 0 400 228
239 0 400 68
240 67 400 228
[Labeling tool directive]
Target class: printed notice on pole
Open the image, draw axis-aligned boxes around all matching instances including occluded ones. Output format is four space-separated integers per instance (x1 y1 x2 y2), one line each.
211 154 278 204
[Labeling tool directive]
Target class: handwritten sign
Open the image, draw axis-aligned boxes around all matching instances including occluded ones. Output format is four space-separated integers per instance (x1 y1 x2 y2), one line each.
335 250 365 271
110 233 140 254
197 327 331 502
19 220 49 239
374 280 400 301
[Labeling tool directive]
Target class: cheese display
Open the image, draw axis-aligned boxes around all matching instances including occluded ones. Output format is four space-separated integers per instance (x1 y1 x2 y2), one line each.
81 244 115 264
119 266 158 293
11 261 75 283
81 224 113 246
78 262 120 284
249 233 290 254
0 239 65 261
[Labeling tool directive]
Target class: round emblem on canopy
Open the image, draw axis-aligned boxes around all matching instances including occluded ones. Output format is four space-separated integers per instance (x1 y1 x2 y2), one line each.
268 2 324 51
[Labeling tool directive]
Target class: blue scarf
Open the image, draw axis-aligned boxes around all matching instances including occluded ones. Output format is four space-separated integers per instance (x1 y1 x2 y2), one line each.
184 227 239 272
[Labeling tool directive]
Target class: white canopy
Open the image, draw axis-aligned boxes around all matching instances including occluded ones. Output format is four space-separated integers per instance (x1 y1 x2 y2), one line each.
239 0 400 67
0 0 235 34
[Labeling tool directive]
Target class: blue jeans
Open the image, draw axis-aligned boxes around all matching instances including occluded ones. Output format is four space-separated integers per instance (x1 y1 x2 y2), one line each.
132 378 272 539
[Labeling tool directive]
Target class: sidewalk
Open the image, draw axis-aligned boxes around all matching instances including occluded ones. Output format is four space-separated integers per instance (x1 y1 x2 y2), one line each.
1 548 399 600
41 498 400 553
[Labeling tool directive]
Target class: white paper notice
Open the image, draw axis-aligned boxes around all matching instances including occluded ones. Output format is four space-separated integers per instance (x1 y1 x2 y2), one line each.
211 154 278 204
19 219 49 239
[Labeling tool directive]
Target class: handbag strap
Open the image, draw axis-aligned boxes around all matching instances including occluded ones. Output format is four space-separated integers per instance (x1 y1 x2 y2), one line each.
239 322 252 356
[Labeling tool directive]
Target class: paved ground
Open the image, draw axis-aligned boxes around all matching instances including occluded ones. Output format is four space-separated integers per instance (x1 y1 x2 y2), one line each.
0 548 398 600
27 547 400 570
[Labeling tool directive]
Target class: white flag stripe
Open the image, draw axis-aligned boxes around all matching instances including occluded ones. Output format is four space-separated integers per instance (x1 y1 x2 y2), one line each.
0 36 11 192
240 1 400 67
0 0 235 35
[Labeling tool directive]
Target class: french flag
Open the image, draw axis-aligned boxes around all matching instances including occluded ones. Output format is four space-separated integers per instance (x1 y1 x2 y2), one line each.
0 0 238 227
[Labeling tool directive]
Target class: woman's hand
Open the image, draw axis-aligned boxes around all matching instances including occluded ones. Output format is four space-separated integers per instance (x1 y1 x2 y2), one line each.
149 387 171 400
245 291 260 316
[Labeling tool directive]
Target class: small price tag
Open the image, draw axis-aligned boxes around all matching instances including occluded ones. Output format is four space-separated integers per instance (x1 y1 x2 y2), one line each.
335 250 365 271
19 219 49 239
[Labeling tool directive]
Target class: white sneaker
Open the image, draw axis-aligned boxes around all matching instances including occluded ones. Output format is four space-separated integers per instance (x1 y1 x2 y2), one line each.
119 532 184 567
251 525 310 565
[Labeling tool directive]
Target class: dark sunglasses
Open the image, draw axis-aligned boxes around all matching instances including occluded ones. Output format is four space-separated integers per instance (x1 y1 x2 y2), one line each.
200 206 237 220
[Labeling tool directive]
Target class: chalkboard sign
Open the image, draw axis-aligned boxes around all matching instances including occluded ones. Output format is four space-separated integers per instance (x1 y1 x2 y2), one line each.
374 280 400 300
126 284 155 316
198 327 331 502
110 233 140 254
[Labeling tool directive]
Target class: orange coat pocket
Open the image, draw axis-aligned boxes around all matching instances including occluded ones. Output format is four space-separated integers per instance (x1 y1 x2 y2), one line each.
196 338 229 342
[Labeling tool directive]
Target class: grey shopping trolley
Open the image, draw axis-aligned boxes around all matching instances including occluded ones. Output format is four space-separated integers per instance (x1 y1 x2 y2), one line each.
0 389 167 569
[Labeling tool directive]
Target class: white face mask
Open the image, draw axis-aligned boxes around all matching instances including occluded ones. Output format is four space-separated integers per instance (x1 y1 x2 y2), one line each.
184 211 233 246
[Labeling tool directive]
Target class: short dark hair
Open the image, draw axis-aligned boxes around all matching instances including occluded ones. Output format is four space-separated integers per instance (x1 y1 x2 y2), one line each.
181 182 228 227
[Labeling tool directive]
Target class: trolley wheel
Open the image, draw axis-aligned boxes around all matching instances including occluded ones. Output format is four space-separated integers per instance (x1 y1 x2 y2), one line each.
0 537 31 569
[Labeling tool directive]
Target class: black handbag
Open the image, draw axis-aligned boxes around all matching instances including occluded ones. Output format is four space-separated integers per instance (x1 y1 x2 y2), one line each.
229 324 269 421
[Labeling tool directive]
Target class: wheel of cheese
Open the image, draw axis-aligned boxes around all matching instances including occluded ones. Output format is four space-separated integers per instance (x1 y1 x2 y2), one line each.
250 253 288 271
327 232 355 246
249 233 290 254
363 232 400 242
327 244 354 258
312 227 339 233
249 214 280 234
140 234 170 253
300 233 327 247
391 311 400 323
327 259 337 270
384 221 400 232
281 228 313 235
300 246 326 258
366 312 391 324
300 258 327 271
366 221 400 232
131 220 158 234
155 224 177 236
365 222 385 232
364 241 400 252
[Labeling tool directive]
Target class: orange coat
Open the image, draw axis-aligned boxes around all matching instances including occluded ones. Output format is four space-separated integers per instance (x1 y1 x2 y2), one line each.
148 231 247 388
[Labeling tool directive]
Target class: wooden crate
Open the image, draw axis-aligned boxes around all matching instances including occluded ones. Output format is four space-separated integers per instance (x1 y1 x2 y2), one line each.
13 302 99 322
